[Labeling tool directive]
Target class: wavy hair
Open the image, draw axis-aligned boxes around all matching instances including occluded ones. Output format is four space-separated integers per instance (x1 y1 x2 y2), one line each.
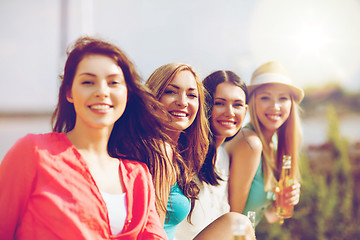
145 63 209 221
199 70 248 186
51 36 176 214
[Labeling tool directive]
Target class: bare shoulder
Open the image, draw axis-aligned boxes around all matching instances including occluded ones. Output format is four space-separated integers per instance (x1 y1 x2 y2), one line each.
225 128 263 184
224 128 262 155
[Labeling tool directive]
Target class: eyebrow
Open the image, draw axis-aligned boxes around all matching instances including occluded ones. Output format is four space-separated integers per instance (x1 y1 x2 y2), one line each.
257 90 271 95
168 83 197 91
78 72 96 77
215 97 245 103
78 72 123 78
258 91 289 96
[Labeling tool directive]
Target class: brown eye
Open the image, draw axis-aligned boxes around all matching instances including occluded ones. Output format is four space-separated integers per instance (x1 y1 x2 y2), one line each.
82 81 93 85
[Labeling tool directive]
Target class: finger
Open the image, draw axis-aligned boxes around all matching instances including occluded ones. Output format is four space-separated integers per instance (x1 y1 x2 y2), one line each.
292 183 301 190
285 188 301 201
285 189 299 198
286 196 300 205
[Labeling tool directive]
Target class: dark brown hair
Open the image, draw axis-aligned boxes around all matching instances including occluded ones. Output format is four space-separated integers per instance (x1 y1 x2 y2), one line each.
199 70 248 185
52 36 175 213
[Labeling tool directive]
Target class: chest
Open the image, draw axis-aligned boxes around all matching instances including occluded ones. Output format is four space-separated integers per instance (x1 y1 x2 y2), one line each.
22 153 111 237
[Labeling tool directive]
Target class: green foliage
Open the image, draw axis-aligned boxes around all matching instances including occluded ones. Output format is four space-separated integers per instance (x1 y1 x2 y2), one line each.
301 84 360 116
255 104 357 240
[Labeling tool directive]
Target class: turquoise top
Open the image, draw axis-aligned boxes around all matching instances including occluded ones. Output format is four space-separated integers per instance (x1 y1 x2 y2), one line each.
242 157 274 225
242 125 275 225
164 183 190 240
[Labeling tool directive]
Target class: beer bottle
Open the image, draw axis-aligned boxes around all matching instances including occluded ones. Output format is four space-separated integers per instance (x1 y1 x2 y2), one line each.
232 218 246 240
276 155 294 218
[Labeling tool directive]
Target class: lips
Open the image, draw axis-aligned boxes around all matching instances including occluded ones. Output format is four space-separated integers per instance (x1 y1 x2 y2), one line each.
218 120 236 126
266 113 281 121
89 103 112 110
169 111 188 118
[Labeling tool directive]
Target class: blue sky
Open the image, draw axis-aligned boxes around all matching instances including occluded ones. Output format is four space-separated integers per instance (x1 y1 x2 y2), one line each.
1 0 360 113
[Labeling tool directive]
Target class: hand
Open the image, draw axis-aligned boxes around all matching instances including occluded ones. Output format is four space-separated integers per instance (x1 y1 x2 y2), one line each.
284 183 300 206
273 183 300 207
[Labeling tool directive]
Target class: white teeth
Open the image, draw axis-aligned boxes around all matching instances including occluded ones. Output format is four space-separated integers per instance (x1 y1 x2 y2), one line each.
90 105 110 110
220 121 234 126
171 112 187 117
267 115 280 120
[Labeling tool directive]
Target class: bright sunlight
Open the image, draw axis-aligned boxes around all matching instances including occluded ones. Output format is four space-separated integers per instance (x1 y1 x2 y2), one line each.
248 0 360 88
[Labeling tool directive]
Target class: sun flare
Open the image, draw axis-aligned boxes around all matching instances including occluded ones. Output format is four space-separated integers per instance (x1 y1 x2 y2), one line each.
291 23 332 57
248 0 360 88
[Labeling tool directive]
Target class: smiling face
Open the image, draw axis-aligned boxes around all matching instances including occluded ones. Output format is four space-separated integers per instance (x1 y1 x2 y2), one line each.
254 83 292 134
159 70 199 132
66 54 127 131
211 82 248 144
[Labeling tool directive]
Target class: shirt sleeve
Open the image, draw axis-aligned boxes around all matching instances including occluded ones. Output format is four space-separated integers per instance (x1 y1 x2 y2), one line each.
0 135 37 239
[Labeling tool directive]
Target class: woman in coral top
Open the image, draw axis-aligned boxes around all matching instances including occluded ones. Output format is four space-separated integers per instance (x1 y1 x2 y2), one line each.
0 37 170 240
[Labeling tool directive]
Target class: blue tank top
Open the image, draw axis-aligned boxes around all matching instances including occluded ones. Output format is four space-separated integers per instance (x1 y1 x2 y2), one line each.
242 125 275 225
164 183 190 240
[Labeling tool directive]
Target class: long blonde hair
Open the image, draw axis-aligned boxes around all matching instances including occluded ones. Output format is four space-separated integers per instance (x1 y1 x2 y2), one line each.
146 63 209 220
249 92 302 191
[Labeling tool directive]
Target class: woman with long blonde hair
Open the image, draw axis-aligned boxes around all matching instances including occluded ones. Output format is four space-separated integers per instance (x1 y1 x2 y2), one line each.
225 61 303 226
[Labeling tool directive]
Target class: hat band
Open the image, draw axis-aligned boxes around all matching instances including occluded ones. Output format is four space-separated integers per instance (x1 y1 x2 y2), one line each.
251 73 292 86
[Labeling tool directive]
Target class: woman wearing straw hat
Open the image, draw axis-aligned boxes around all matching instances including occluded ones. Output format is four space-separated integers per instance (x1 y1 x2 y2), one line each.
224 61 303 226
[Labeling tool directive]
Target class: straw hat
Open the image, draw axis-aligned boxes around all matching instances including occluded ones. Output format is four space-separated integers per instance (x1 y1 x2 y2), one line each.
248 61 304 103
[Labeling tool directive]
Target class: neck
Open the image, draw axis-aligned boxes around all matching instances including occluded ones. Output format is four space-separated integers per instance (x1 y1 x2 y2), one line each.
214 136 226 149
261 127 275 145
166 129 182 143
67 124 113 158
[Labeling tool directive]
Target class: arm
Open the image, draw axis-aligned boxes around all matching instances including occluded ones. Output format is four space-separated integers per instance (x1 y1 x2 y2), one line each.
0 135 36 239
194 212 256 240
224 129 262 213
157 142 174 225
140 164 168 240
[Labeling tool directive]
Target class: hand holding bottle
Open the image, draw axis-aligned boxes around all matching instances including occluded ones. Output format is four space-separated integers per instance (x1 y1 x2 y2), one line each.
286 183 300 206
274 182 300 207
274 155 301 219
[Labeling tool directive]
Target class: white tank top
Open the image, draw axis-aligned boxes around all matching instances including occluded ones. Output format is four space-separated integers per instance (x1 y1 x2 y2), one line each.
100 191 127 235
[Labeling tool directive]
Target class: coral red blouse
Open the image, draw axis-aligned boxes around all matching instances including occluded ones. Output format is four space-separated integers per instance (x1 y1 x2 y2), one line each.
0 133 167 240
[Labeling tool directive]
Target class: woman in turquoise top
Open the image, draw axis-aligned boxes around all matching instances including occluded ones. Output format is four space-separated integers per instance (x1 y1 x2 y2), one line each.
146 63 208 239
225 61 303 226
147 63 256 240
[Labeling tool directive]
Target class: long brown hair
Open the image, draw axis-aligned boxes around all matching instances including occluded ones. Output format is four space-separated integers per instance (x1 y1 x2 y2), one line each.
52 36 176 214
146 63 209 221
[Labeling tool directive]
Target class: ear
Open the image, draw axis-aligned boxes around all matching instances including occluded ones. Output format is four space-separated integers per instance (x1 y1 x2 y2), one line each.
66 89 74 103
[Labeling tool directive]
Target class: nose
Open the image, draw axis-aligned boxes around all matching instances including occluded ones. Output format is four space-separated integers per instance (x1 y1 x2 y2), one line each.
95 81 110 99
224 104 235 117
175 93 188 107
272 99 281 110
